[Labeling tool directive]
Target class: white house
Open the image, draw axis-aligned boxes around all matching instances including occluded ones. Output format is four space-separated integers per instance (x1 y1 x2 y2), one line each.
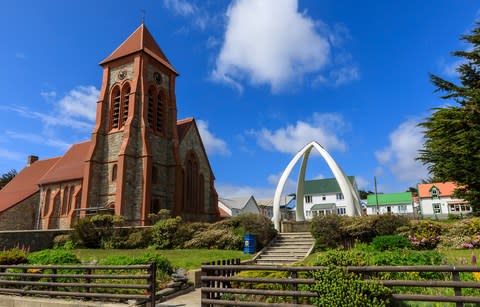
418 182 471 218
218 196 260 217
303 176 360 219
366 192 414 215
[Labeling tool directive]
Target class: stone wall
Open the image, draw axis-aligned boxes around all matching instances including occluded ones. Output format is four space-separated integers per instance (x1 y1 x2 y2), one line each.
0 193 38 231
0 229 70 251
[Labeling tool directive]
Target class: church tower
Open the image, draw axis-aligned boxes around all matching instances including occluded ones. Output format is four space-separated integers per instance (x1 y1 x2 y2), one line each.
81 24 186 225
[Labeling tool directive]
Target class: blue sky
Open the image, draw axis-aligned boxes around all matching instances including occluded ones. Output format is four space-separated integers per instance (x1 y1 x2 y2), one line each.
0 0 478 198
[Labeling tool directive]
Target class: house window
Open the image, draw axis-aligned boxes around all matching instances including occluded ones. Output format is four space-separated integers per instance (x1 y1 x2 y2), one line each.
433 203 441 214
337 207 346 215
398 205 407 213
305 195 312 203
431 187 439 199
111 164 117 182
322 195 326 201
336 193 344 200
387 206 392 213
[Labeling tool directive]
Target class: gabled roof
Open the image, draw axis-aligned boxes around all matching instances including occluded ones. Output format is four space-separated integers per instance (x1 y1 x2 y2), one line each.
304 176 356 194
0 157 60 213
366 192 412 207
218 196 255 210
218 206 230 217
38 141 91 185
418 182 458 198
100 24 178 74
177 118 194 142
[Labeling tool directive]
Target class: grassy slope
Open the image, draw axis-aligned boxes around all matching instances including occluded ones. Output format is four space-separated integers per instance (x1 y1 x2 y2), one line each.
75 249 252 270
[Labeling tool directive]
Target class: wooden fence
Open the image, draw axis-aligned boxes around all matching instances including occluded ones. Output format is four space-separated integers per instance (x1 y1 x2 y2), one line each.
201 263 480 307
0 263 157 305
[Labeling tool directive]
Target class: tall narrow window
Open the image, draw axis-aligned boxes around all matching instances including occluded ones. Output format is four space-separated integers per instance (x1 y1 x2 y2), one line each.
156 92 164 132
147 88 155 128
152 166 158 184
111 87 121 129
68 187 75 214
44 189 51 216
112 164 117 182
62 186 69 215
184 152 202 213
121 84 131 127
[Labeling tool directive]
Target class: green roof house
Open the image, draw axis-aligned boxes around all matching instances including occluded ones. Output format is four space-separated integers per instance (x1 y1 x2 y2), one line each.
366 192 413 215
303 176 359 219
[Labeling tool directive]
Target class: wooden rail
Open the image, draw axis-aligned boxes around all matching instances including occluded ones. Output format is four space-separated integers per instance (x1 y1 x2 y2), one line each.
0 263 157 305
201 264 480 307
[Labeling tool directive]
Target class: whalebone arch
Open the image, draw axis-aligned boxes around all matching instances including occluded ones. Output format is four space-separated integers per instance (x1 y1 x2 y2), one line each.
272 141 362 231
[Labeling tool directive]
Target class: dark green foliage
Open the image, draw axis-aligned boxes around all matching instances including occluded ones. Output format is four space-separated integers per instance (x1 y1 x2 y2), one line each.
313 249 370 266
308 266 393 307
99 252 173 274
373 214 410 236
310 214 343 250
184 228 243 250
151 216 182 249
0 248 28 265
408 221 442 250
418 22 480 214
0 169 16 190
371 235 411 251
70 214 125 248
27 249 80 265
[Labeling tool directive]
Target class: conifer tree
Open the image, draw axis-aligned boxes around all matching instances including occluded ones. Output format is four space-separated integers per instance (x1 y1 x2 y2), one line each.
418 22 480 213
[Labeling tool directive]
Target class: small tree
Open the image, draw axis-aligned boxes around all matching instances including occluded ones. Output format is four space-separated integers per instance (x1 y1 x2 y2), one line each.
418 22 480 214
0 169 17 190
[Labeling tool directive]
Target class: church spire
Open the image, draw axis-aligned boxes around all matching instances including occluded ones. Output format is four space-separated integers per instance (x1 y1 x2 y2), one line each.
100 24 177 75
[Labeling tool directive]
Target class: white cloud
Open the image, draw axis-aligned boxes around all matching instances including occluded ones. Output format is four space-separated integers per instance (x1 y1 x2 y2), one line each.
439 58 464 78
0 148 23 161
162 0 211 30
6 131 71 151
250 113 347 154
196 120 230 156
375 119 428 183
40 91 57 99
355 176 369 190
15 52 26 60
217 174 296 199
212 0 331 92
2 85 98 131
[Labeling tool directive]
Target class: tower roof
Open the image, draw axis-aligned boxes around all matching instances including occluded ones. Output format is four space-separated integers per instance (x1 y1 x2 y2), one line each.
100 24 178 74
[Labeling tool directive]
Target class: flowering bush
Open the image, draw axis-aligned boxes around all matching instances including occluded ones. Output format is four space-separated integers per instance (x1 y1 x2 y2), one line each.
408 221 442 250
462 233 480 249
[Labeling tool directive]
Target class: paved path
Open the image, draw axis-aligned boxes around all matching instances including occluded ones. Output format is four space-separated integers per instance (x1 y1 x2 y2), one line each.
157 288 201 307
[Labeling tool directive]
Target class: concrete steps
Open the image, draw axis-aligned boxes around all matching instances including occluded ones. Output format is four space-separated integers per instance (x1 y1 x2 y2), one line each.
254 232 314 265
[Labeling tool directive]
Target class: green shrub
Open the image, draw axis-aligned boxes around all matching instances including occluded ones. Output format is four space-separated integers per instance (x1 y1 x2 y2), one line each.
172 222 210 248
27 249 80 265
184 228 243 250
312 249 370 266
408 221 442 250
99 252 173 275
373 214 410 236
371 235 411 251
151 216 182 249
0 248 28 265
341 216 377 243
71 214 125 248
310 215 344 250
308 266 393 307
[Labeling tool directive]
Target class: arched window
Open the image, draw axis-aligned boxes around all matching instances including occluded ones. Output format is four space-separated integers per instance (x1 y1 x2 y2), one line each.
62 186 69 215
156 91 164 133
75 189 82 209
199 175 204 213
121 84 131 127
152 166 158 184
112 164 118 182
184 152 202 213
147 87 155 128
68 187 75 214
110 86 121 129
43 189 51 216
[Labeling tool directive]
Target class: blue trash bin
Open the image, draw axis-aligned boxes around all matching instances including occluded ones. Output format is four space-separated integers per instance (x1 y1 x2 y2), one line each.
243 233 256 254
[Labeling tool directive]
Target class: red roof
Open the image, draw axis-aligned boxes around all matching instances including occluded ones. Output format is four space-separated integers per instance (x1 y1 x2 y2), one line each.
0 157 60 213
100 24 177 74
218 206 231 218
418 182 458 198
38 141 91 185
177 118 194 142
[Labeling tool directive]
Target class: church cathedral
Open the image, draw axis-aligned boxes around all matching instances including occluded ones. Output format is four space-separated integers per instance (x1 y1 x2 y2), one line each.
0 24 219 230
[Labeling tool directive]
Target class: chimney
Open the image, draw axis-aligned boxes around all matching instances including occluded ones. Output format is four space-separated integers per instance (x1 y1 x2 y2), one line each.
27 155 39 166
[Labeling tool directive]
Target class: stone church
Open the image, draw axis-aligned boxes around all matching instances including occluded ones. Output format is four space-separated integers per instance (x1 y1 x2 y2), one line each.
0 24 219 230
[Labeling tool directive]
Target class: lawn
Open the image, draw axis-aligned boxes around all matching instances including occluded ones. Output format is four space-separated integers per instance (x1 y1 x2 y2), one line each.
75 249 252 270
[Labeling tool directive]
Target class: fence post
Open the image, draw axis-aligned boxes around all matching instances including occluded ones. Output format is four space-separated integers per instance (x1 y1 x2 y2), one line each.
149 262 157 307
291 270 298 305
201 263 209 307
452 268 463 307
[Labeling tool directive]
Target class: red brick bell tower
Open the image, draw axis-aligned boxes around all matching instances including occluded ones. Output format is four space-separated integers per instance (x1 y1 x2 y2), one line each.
81 24 183 225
